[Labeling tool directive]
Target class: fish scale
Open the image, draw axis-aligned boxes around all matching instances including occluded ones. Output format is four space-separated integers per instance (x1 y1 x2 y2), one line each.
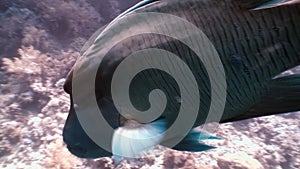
104 0 300 124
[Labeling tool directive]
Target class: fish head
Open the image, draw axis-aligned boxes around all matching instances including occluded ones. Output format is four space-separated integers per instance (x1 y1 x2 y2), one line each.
62 68 119 158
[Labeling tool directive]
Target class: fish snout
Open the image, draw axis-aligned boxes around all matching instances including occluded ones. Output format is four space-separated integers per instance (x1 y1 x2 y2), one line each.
62 114 88 158
63 99 113 158
62 68 118 158
63 117 112 158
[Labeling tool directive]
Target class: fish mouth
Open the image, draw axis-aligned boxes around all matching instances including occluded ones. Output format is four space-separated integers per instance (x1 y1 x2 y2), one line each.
66 143 112 158
67 144 88 158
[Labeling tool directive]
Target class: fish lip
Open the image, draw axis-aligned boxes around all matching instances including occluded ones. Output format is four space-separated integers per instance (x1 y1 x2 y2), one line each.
66 144 89 158
65 142 113 158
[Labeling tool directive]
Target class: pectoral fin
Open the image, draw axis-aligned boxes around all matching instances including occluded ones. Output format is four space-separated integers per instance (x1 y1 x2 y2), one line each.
112 119 166 161
222 74 300 123
167 129 221 152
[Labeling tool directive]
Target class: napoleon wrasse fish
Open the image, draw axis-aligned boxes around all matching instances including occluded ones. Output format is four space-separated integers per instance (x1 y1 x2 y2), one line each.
62 0 300 159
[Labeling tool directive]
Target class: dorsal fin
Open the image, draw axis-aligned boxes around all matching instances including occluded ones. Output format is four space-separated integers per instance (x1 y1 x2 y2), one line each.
239 0 300 10
118 0 160 18
105 0 160 33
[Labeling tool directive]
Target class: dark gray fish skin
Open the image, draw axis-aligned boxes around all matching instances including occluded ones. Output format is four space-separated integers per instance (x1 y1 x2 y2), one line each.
129 0 300 122
63 0 300 158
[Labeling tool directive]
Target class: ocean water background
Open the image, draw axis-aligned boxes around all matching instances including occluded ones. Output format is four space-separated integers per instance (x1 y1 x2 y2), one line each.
0 0 299 168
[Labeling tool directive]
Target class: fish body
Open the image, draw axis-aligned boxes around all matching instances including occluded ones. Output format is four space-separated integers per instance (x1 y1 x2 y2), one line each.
63 0 300 159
